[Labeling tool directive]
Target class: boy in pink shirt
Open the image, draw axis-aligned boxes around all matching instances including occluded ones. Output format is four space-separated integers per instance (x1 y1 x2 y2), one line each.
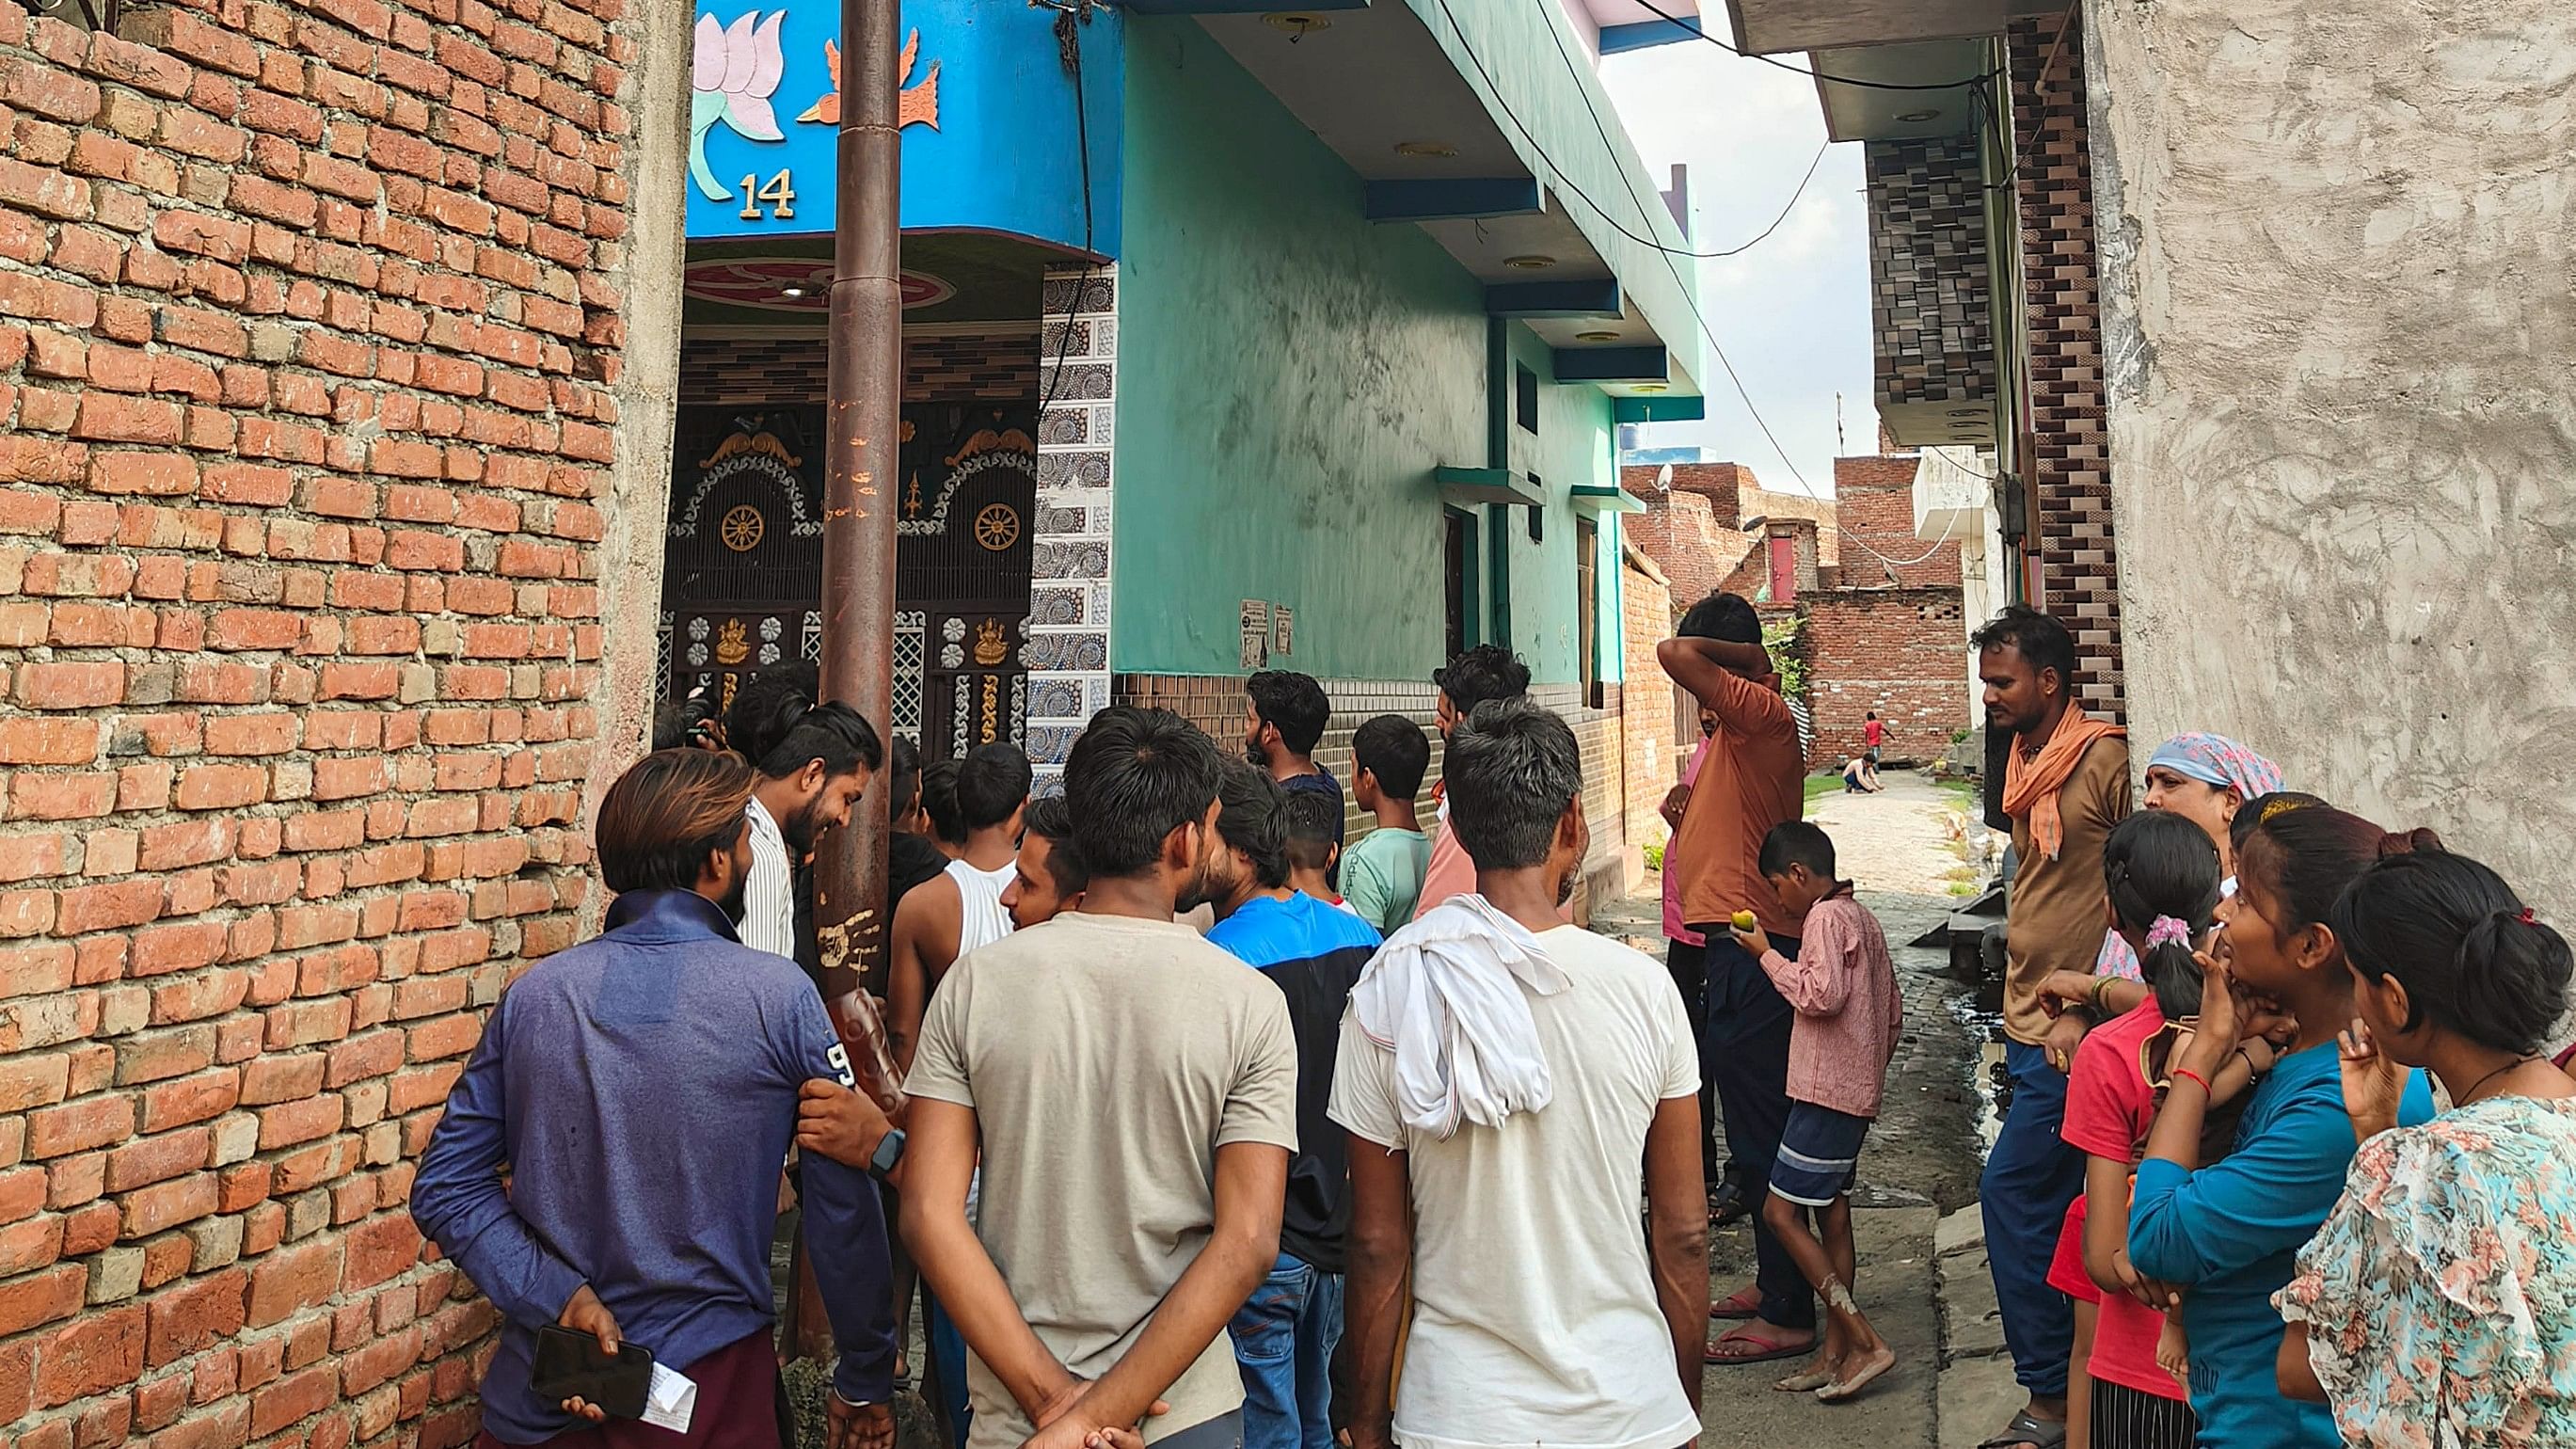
1728 820 1903 1402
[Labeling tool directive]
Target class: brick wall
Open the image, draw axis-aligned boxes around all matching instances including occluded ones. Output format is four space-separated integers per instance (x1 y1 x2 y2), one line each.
1833 451 1960 588
2011 9 2125 720
1717 519 1818 604
0 0 667 1443
1621 463 1841 613
676 329 1040 406
1803 587 1972 768
1618 557 1678 852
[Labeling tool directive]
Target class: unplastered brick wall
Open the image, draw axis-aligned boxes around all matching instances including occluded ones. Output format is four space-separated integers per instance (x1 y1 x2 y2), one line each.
1803 587 1972 768
0 0 661 1443
2011 9 2125 720
1833 451 1959 589
1617 557 1677 852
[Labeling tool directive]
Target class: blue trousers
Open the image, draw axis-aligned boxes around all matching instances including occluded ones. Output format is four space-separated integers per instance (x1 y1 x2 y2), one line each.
1699 932 1815 1332
924 1290 973 1447
1980 1039 2084 1396
1228 1252 1343 1449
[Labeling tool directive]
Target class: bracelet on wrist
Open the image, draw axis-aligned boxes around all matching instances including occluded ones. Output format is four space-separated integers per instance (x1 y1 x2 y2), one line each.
2171 1065 2214 1096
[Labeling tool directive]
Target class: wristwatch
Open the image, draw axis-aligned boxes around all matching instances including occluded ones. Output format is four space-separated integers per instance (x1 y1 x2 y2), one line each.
867 1127 905 1183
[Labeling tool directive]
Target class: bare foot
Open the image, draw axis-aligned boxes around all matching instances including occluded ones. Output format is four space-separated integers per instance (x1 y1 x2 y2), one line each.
1817 1341 1897 1402
1774 1349 1840 1393
2155 1317 2189 1383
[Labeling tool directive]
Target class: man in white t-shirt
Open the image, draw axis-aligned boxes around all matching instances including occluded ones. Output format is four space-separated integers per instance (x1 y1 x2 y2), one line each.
1331 699 1709 1449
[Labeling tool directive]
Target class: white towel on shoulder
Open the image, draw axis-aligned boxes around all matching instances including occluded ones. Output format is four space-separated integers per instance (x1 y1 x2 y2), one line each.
1348 893 1571 1138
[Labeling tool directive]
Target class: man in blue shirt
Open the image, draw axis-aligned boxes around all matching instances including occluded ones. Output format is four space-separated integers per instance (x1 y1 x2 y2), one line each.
412 748 898 1449
1197 760 1382 1449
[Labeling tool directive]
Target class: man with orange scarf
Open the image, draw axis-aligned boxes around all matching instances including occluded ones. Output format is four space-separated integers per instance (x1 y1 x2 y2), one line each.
1971 607 2129 1449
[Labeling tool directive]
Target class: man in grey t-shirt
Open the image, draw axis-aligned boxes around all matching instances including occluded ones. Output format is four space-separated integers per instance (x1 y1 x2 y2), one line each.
904 709 1298 1449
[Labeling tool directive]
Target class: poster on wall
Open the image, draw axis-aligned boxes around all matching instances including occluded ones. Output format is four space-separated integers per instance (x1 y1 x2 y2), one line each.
1272 605 1294 658
1239 599 1270 673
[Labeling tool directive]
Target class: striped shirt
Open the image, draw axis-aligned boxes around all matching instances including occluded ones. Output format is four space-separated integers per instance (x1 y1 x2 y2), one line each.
742 795 797 962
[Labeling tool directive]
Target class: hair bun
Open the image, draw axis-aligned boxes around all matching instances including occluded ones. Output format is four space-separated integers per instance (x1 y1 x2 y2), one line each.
2377 826 2446 858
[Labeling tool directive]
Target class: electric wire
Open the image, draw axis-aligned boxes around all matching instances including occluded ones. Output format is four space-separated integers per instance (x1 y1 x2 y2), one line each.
1621 0 2001 92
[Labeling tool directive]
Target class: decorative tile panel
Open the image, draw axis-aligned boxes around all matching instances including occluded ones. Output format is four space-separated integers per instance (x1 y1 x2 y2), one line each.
1025 264 1120 780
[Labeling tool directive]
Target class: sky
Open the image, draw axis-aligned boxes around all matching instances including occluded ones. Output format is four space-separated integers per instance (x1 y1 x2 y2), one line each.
1599 40 1873 498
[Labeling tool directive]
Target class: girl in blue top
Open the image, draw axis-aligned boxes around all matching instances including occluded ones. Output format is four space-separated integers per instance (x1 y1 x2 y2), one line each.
2125 802 2436 1449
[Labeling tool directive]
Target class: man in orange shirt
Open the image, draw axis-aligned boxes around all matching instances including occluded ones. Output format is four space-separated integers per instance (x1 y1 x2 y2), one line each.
1657 593 1810 1366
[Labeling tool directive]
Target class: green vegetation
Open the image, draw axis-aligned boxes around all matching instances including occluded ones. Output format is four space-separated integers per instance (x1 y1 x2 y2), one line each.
1805 772 1842 805
1764 616 1808 697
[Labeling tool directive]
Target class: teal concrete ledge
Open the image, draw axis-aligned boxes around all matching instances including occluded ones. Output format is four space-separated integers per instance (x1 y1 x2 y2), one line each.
1570 483 1646 515
1552 345 1668 383
1613 394 1706 423
1599 14 1703 54
1436 466 1546 506
1486 279 1622 317
1363 178 1543 223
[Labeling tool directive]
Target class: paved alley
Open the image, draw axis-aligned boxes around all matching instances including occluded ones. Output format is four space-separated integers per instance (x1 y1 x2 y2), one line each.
1598 770 1999 1449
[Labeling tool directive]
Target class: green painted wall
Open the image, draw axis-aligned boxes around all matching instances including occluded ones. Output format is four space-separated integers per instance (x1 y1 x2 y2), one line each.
1109 20 1620 685
1111 19 1483 680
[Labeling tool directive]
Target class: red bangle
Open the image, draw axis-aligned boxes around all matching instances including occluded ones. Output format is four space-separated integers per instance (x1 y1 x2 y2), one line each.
2170 1066 2213 1096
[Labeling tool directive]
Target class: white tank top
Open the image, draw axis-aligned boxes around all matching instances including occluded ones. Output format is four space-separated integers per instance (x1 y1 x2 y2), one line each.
945 856 1016 958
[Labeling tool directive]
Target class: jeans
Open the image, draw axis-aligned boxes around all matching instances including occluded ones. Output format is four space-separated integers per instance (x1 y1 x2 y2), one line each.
1665 938 1721 1187
923 1289 973 1448
1980 1039 2084 1396
1228 1252 1343 1449
1697 932 1813 1332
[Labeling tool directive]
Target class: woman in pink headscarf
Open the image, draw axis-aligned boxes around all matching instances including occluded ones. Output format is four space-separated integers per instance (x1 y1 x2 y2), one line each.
2081 734 2286 985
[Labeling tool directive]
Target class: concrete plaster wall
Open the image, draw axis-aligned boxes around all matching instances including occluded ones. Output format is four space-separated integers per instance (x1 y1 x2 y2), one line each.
2087 2 2576 903
1108 18 1488 682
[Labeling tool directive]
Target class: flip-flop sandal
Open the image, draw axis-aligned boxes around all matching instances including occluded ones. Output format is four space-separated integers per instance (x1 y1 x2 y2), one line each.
1816 1348 1896 1402
1705 1326 1813 1365
1708 1286 1764 1320
1977 1410 2070 1449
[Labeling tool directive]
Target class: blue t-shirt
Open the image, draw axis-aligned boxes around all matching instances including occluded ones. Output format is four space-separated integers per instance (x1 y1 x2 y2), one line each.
2129 1041 2434 1449
1206 893 1380 1270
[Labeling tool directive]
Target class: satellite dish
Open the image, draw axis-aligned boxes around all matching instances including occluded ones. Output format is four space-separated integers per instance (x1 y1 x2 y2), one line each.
1655 464 1674 494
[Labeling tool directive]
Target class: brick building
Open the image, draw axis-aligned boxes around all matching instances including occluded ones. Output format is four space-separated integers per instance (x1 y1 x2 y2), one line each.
0 0 682 1446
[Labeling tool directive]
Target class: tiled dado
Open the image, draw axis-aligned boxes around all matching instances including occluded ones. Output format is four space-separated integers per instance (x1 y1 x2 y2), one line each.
1026 265 1119 779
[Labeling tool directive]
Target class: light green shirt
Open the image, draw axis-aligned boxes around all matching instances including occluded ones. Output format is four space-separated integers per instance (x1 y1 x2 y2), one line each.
1341 826 1428 932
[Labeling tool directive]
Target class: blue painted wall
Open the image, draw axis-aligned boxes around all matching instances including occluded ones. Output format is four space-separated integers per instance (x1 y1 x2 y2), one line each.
685 0 1121 254
1109 19 1621 685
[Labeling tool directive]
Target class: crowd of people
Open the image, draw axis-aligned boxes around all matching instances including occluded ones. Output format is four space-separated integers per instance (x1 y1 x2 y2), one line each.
406 595 2576 1449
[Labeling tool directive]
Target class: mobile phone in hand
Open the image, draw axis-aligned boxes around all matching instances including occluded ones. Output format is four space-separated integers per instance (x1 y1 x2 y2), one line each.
530 1325 656 1419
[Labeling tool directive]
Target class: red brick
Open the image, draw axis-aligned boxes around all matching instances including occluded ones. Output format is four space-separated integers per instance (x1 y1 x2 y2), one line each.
174 764 266 811
145 1266 246 1368
25 1094 133 1158
249 1360 336 1437
137 1069 239 1133
118 1173 215 1238
34 1302 141 1409
55 878 161 935
103 1125 207 1192
254 1092 340 1150
246 1237 342 1328
0 1264 87 1336
16 661 123 709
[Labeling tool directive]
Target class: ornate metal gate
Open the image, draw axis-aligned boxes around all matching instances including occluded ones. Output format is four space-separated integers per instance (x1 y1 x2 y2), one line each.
662 402 1037 760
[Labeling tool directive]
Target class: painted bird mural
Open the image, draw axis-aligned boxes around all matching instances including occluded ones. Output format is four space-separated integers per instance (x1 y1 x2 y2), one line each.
797 29 940 129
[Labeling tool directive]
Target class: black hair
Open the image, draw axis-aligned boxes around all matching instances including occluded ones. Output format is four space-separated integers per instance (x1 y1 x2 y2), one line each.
1352 713 1430 800
886 735 921 822
2238 804 2441 944
726 662 820 768
2229 791 2329 861
1247 671 1330 756
2331 849 2572 1056
1446 699 1581 870
2102 811 2223 1019
1757 820 1839 882
1021 793 1088 895
1213 758 1290 889
1866 710 1879 721
1678 590 1761 645
1433 645 1531 716
650 701 690 754
1064 707 1223 879
918 758 964 845
1280 790 1341 874
955 742 1032 832
752 698 883 782
1968 604 2076 686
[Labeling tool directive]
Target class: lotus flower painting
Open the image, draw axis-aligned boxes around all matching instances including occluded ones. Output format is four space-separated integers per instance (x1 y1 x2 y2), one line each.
691 11 787 201
796 29 941 130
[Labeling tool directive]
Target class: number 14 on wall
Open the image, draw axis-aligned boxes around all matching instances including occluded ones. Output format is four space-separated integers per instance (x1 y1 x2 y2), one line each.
738 169 796 222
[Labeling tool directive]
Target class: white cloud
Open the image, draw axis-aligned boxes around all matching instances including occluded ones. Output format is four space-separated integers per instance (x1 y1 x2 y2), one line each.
1601 40 1876 495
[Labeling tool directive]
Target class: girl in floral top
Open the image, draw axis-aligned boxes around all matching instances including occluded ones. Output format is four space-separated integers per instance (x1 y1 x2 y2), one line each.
2275 847 2576 1447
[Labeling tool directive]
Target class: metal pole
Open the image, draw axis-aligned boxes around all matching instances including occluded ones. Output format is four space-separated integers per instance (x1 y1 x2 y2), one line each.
817 0 900 1013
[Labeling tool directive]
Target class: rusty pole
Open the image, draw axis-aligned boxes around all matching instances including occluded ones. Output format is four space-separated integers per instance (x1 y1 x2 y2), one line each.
816 0 901 1009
